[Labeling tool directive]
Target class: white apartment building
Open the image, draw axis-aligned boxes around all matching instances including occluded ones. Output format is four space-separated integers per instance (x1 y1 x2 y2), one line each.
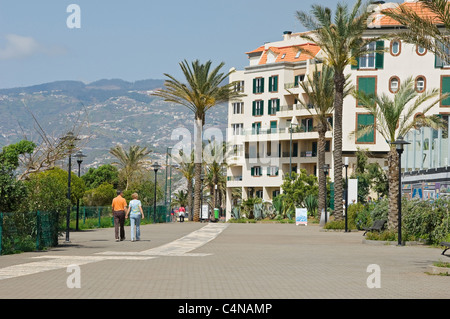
225 0 450 220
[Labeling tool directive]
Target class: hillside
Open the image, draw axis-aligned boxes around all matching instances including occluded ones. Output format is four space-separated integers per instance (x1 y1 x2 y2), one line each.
0 79 228 171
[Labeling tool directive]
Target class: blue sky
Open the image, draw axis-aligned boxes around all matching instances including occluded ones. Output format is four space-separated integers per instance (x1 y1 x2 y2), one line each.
0 0 346 89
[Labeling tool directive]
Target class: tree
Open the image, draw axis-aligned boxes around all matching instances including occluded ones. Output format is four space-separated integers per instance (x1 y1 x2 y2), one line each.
152 60 242 221
280 169 319 210
353 76 445 230
171 149 195 220
82 164 119 190
382 0 450 60
296 0 375 221
297 65 352 218
109 145 152 190
83 182 116 206
171 190 189 208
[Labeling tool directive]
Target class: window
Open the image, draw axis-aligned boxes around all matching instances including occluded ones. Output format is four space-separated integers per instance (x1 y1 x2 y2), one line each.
251 166 262 176
441 75 450 107
270 121 277 133
268 99 280 115
255 190 263 198
252 100 264 116
253 77 264 93
357 76 377 106
415 76 426 93
353 41 384 70
389 76 400 93
301 118 314 132
356 113 375 143
269 75 278 92
294 74 305 87
416 45 427 56
281 54 286 59
234 81 244 92
232 102 243 114
252 122 262 135
390 40 401 56
267 166 279 176
232 145 243 157
435 40 450 68
231 123 243 136
295 50 301 58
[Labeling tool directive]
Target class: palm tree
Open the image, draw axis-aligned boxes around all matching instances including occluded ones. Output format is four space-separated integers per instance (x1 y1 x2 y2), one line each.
152 60 243 221
109 145 152 190
353 77 445 230
382 0 450 60
296 0 376 220
297 65 352 218
171 190 189 209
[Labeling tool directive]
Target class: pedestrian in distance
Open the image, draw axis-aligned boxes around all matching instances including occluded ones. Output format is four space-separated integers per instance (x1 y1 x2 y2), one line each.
179 206 185 222
126 192 144 242
112 190 127 241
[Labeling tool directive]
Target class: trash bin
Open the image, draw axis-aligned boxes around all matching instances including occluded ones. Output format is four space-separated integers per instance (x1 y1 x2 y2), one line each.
214 208 219 220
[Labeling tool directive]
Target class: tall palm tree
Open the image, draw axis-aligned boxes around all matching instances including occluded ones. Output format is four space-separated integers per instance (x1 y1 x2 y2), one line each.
296 0 375 220
297 65 352 218
353 77 445 230
152 60 242 221
382 0 450 60
109 145 152 190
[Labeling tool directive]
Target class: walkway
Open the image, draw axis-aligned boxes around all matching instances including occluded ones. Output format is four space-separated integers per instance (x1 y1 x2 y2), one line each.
0 222 448 299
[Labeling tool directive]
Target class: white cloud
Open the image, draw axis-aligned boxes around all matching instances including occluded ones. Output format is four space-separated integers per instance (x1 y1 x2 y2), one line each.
0 34 67 60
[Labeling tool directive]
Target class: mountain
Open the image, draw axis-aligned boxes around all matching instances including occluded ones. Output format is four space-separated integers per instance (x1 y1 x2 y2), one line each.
0 79 228 171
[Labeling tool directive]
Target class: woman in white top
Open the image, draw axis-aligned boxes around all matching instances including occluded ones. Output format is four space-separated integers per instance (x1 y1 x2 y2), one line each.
126 193 144 241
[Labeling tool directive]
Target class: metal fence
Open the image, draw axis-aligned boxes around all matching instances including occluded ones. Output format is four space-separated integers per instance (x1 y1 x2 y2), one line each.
0 205 169 256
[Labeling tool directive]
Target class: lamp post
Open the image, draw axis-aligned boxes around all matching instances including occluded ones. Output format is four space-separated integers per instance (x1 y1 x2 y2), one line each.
322 164 330 225
151 162 161 223
344 157 349 233
391 136 410 246
289 123 299 179
60 131 79 243
164 147 172 222
74 150 86 231
200 172 205 222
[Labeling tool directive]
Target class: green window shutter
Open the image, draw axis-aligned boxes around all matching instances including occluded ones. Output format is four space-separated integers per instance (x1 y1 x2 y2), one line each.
252 101 256 116
435 41 445 68
375 41 384 69
273 76 278 91
251 167 255 176
269 77 273 92
253 79 256 94
252 123 256 134
351 49 359 70
275 167 279 176
294 75 299 86
442 76 450 106
357 77 376 106
270 121 277 133
260 101 264 115
268 100 272 115
276 99 280 111
357 114 375 143
260 78 265 93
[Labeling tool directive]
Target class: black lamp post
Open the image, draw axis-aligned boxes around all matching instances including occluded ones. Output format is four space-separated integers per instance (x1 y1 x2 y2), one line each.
200 172 205 222
289 123 299 179
60 131 79 243
322 164 330 225
151 162 161 223
74 150 86 231
391 136 410 246
344 157 349 233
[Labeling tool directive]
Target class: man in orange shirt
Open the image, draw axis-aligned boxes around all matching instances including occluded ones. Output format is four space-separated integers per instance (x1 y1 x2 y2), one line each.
112 190 127 241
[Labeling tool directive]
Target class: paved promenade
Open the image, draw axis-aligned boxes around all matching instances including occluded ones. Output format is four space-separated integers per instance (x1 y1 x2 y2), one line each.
0 222 448 299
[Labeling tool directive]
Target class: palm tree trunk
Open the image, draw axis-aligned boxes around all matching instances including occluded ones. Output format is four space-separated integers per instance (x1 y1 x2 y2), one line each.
387 147 399 230
317 128 327 218
193 116 203 222
187 177 193 221
333 72 345 221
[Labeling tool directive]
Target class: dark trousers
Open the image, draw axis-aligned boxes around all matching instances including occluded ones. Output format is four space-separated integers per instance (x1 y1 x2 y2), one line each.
113 210 125 240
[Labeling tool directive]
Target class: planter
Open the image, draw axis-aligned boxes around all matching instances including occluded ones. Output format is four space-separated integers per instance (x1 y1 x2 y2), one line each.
427 265 450 275
362 239 425 246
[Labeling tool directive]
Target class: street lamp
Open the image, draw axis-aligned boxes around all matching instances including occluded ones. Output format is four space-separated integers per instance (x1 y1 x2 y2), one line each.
151 162 162 223
343 157 349 233
289 123 299 179
74 150 87 231
164 147 172 222
322 164 330 225
60 131 79 243
200 172 205 222
391 136 410 246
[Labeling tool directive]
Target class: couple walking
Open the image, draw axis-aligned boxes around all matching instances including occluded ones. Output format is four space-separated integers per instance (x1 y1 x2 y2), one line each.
112 190 144 242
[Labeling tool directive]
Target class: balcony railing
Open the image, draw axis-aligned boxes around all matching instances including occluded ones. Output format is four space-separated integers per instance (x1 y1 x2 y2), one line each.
227 176 243 181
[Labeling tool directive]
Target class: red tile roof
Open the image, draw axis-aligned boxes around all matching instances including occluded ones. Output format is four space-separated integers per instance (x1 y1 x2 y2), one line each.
246 43 321 65
379 1 445 26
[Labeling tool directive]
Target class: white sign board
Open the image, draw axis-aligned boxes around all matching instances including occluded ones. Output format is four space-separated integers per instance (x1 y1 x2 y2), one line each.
348 179 358 204
201 204 209 220
295 208 308 226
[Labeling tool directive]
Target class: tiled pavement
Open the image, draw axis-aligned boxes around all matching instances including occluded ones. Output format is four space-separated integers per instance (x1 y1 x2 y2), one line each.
0 222 448 299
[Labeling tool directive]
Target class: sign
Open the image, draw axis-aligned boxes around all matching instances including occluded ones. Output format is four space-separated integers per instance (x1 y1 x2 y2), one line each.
295 208 307 226
201 204 209 220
